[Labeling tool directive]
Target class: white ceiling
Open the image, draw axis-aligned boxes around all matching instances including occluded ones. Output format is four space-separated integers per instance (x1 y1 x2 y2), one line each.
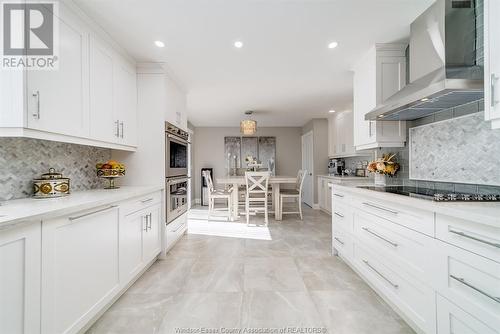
73 0 434 127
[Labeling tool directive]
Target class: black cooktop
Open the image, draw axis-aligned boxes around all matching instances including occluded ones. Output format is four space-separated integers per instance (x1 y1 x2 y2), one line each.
356 186 500 202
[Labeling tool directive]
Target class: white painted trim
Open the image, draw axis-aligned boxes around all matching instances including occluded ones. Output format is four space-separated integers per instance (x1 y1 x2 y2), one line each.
0 127 137 151
312 203 320 210
355 141 405 151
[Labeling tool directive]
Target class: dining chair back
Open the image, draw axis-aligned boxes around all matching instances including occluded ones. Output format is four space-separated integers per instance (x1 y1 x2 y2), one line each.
280 169 307 220
202 171 232 221
244 171 270 226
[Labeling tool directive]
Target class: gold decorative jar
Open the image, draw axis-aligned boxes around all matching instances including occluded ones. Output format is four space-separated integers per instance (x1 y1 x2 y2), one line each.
33 168 70 198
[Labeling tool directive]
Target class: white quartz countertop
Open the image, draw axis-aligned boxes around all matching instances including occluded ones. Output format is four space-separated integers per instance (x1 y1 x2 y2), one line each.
334 184 500 227
0 185 163 229
318 175 372 181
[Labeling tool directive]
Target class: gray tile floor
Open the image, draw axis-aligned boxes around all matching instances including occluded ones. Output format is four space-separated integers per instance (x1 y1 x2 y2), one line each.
87 206 414 334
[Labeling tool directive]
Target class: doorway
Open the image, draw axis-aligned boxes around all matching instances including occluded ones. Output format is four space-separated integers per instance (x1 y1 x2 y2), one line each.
301 131 314 207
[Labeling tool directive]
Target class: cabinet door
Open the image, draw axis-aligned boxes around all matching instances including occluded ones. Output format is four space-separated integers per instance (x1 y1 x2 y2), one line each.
41 206 120 334
317 178 324 209
325 182 332 214
0 223 41 334
119 209 145 284
485 0 500 129
27 5 89 138
90 36 116 143
143 203 161 262
114 60 137 146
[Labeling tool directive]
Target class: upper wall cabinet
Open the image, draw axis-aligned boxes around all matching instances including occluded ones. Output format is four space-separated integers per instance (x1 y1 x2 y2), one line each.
27 4 89 139
328 111 357 158
484 0 500 129
353 44 407 150
0 1 138 151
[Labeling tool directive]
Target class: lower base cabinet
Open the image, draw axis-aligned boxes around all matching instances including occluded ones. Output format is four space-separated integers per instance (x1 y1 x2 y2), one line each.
0 222 41 334
166 212 187 251
331 188 500 334
436 295 499 334
41 205 121 334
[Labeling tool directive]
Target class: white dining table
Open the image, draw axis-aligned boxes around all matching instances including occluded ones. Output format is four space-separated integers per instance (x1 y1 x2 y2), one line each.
216 175 297 221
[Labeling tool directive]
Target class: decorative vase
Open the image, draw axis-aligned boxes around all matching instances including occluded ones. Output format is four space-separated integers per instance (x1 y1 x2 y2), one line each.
374 173 387 186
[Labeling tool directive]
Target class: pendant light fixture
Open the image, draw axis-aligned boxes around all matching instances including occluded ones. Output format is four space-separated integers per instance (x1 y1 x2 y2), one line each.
240 110 257 135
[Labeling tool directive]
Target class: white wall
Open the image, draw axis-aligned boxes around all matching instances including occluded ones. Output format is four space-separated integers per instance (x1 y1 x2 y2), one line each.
192 127 302 201
302 119 329 204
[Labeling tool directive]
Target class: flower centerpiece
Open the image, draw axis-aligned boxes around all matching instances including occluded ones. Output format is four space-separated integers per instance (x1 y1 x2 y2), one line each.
367 153 400 185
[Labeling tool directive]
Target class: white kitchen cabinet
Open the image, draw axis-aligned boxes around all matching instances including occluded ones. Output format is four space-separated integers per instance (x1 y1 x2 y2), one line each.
353 44 407 150
0 1 138 151
26 4 89 138
328 111 357 158
119 209 145 284
317 177 331 214
114 59 138 146
41 205 120 334
484 0 500 129
0 222 41 334
90 36 116 143
142 203 161 262
166 212 187 252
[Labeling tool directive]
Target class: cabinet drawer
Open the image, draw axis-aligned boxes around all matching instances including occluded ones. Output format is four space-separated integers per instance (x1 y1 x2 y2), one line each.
352 195 434 236
434 241 500 330
332 226 352 261
353 210 433 282
121 191 162 216
437 294 499 334
331 186 350 206
436 214 500 263
166 212 187 251
352 242 436 334
332 202 353 233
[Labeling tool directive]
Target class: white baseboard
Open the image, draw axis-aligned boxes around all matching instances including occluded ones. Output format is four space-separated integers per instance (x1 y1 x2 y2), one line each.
194 198 201 204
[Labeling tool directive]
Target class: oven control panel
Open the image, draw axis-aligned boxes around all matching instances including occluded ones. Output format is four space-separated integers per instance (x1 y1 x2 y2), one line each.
166 122 189 141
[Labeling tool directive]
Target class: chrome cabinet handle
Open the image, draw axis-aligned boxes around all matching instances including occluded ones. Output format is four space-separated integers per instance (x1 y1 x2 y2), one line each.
69 205 117 221
141 198 154 204
147 213 152 230
363 259 399 289
143 215 148 231
32 90 40 119
362 227 398 247
491 74 499 107
333 193 344 198
115 120 120 137
334 237 345 245
362 202 398 215
449 229 500 249
450 275 500 304
334 212 344 218
120 122 124 138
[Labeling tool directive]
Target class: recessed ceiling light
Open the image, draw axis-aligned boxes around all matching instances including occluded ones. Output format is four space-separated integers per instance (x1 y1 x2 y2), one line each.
328 41 338 49
154 40 165 48
329 109 336 113
234 41 244 48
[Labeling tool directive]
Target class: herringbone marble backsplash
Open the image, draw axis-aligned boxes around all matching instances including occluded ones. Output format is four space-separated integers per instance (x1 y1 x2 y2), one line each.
0 138 111 201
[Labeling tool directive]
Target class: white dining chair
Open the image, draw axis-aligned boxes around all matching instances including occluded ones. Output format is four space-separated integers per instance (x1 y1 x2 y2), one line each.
280 169 307 220
202 171 233 221
244 171 271 226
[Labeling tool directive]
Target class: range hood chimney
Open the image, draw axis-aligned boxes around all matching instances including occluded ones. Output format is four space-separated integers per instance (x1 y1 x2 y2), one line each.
366 0 483 121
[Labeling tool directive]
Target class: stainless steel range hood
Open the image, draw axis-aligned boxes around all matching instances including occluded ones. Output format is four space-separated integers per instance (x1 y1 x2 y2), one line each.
366 0 484 121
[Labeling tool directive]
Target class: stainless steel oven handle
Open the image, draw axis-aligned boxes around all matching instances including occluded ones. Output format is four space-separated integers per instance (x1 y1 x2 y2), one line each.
450 275 500 304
